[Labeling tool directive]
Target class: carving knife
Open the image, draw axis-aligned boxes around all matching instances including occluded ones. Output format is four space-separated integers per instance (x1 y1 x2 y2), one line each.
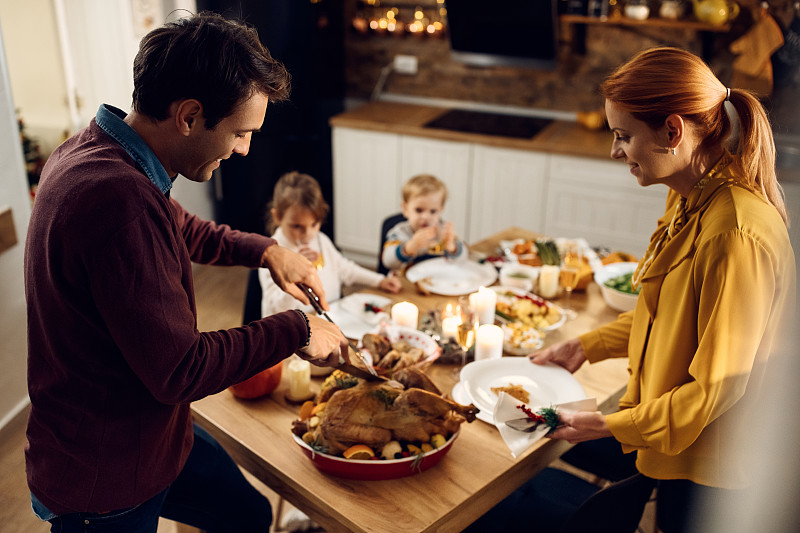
298 284 381 379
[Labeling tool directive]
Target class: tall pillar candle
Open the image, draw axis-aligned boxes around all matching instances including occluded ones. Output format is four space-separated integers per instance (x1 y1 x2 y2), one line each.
391 301 419 329
474 324 503 361
538 265 560 299
287 357 313 401
469 286 497 325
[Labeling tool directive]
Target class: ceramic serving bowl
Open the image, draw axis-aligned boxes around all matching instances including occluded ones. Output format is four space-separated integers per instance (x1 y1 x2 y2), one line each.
499 263 540 292
593 262 639 312
292 430 459 480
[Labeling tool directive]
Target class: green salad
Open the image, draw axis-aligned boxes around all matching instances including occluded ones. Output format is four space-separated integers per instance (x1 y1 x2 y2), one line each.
603 272 641 295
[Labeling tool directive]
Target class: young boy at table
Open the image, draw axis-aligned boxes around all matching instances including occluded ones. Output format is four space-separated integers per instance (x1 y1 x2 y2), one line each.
259 171 402 317
381 173 467 272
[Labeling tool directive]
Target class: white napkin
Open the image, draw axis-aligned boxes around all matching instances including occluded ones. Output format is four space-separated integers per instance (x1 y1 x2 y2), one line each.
340 296 388 325
493 392 597 458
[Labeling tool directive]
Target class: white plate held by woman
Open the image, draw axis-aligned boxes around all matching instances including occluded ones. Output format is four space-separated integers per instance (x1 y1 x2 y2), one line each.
459 357 586 421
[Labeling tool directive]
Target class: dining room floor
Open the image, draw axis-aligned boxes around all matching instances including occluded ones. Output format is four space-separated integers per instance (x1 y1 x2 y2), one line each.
2 262 656 533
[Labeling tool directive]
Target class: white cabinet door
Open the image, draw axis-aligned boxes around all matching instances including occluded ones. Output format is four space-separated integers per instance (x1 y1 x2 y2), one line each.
545 155 667 255
468 145 549 242
399 136 472 241
332 127 401 263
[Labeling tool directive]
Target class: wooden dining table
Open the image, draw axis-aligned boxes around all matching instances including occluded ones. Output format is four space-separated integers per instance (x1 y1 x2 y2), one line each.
191 227 630 533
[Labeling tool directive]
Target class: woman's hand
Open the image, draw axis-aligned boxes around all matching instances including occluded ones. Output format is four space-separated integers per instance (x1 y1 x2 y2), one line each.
261 245 329 310
529 337 587 373
548 410 612 444
378 273 403 293
297 314 349 367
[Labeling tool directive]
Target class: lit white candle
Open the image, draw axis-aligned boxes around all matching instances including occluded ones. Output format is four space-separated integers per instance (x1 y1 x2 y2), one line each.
287 357 312 401
469 286 497 325
474 324 504 361
441 303 459 339
538 265 560 299
442 316 460 340
391 301 419 329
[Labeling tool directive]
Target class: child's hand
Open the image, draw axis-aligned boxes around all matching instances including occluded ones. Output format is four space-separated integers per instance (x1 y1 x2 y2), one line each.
442 222 457 253
297 247 320 264
405 226 438 256
379 272 402 293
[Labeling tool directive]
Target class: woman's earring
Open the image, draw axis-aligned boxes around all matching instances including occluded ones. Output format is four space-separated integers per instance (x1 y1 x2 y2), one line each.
670 146 676 156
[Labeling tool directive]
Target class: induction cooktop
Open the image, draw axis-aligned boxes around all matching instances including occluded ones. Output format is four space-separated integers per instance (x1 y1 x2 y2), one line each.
423 109 553 139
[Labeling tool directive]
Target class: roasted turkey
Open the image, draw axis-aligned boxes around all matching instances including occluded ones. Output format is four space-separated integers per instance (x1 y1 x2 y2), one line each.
292 369 478 455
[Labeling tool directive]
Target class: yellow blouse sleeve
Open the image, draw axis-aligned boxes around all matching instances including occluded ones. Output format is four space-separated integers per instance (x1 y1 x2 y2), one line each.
578 310 634 363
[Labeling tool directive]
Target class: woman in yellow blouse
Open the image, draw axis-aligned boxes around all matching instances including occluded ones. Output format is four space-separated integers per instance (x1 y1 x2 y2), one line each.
530 47 795 532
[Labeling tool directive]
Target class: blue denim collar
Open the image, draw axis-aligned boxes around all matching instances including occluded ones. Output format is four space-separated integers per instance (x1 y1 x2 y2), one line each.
94 104 173 196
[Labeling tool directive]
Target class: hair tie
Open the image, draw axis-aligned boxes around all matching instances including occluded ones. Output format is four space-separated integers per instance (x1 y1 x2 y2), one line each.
725 87 731 101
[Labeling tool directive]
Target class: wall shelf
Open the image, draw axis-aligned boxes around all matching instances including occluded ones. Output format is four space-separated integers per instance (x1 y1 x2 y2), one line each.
559 15 730 58
560 14 732 32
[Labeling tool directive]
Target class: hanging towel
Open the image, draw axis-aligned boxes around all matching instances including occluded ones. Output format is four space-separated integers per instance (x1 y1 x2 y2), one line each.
730 12 785 97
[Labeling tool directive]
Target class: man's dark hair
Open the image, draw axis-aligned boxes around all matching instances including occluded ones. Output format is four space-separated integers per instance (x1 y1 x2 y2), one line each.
132 11 290 129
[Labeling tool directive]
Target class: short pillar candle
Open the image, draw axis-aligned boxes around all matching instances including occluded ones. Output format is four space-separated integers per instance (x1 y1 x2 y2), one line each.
474 324 503 361
287 357 313 401
391 301 419 329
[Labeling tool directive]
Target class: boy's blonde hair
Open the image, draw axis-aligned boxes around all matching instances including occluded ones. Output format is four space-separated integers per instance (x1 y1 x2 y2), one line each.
402 174 448 204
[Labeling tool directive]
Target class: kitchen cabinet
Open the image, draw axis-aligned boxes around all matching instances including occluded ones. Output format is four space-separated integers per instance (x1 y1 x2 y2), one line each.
544 155 667 254
332 123 662 265
399 136 472 241
332 128 402 266
468 145 549 240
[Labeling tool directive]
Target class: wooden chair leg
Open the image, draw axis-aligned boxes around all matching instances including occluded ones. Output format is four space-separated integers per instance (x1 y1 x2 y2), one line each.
272 496 286 532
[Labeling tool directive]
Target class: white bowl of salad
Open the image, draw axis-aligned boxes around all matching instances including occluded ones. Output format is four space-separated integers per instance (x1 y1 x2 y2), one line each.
593 262 640 312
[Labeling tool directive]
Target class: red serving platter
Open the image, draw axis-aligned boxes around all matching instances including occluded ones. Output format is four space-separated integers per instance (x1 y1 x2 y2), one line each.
292 430 459 480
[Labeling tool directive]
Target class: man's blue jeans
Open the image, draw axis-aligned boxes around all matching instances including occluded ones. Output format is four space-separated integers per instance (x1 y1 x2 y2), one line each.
38 424 272 532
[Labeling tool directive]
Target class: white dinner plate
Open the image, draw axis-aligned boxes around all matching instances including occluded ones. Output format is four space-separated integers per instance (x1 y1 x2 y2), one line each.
451 381 494 425
459 358 586 420
405 258 498 296
327 293 392 340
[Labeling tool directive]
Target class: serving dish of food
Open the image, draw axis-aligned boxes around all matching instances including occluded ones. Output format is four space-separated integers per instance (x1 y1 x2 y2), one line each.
359 325 441 374
593 262 640 312
492 286 566 332
291 367 478 480
499 238 601 290
499 321 544 356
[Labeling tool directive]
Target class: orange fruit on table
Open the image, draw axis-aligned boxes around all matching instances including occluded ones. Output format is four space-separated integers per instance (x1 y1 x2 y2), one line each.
229 362 283 399
343 444 376 460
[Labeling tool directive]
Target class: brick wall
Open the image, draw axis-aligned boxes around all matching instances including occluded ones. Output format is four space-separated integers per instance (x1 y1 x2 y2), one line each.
343 0 797 117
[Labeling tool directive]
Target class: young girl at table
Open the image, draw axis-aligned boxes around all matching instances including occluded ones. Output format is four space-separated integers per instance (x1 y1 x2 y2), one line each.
381 173 467 272
259 172 401 317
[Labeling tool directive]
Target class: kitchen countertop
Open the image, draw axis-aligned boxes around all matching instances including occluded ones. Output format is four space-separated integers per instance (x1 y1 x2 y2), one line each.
329 101 614 161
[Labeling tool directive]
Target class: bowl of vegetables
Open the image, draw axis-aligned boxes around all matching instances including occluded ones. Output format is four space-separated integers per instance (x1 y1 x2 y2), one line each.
593 262 640 312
